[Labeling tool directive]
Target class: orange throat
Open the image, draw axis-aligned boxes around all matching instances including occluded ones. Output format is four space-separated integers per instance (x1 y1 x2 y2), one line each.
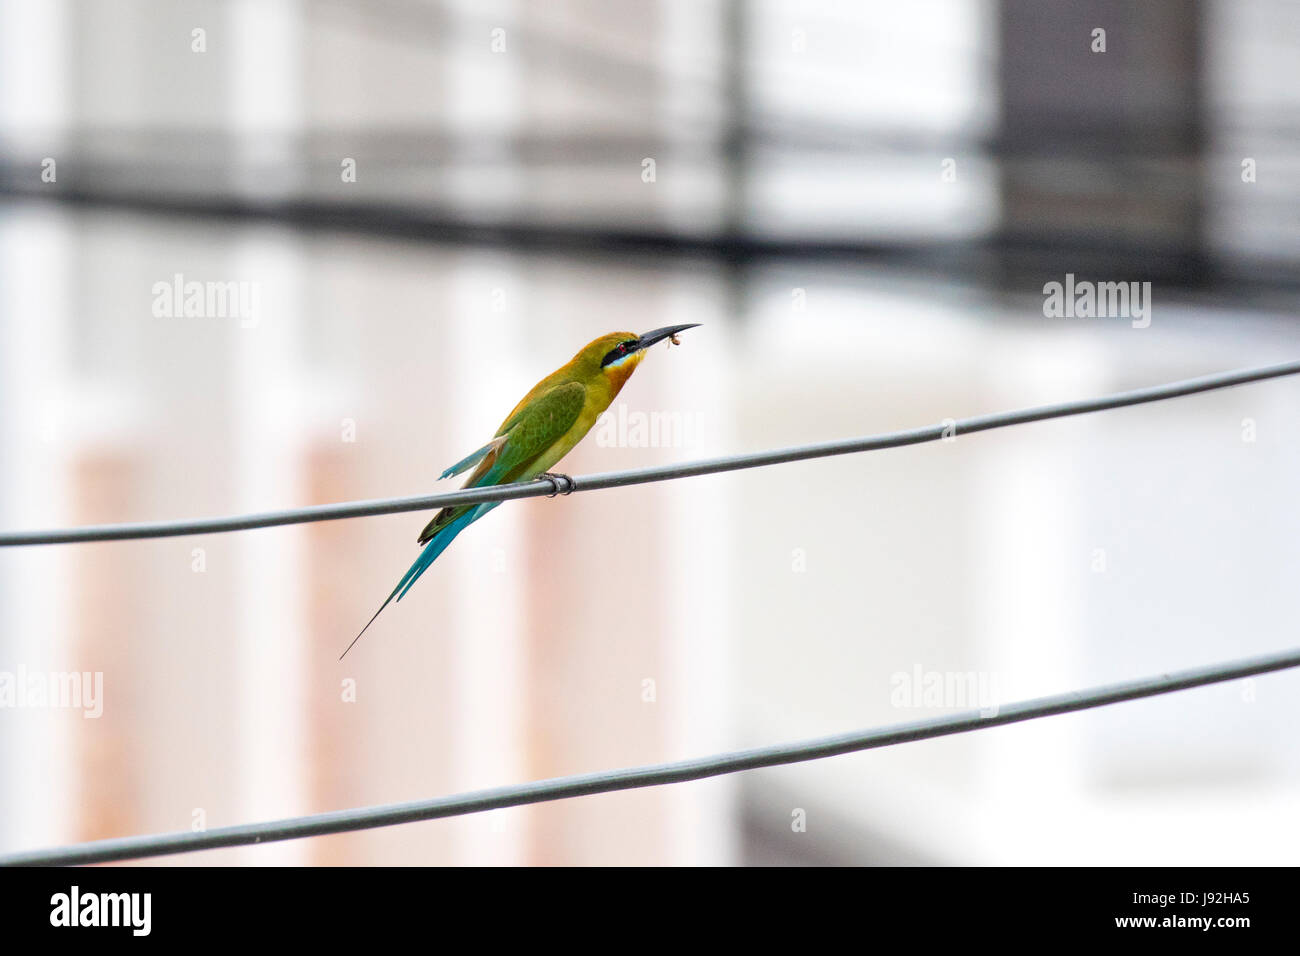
602 351 644 399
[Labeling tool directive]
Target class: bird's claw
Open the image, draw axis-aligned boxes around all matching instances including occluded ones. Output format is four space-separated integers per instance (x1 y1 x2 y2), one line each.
540 472 576 497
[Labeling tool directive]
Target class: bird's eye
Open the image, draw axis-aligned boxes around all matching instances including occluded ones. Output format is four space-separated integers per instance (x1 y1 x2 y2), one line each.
601 341 639 367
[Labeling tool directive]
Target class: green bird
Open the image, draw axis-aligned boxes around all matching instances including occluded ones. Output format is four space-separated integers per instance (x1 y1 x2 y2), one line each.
340 324 700 659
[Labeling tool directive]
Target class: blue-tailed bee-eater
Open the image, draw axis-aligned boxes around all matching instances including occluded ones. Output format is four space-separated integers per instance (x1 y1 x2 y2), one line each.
340 324 700 659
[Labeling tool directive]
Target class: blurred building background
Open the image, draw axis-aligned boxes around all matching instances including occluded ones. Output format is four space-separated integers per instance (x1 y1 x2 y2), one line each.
1 0 1299 865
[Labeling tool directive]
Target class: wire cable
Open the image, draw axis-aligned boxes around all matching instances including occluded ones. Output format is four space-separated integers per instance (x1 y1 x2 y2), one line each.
2 358 1298 547
2 644 1295 866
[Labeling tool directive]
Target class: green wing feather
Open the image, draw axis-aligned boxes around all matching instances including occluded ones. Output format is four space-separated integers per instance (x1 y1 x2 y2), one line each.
417 381 586 545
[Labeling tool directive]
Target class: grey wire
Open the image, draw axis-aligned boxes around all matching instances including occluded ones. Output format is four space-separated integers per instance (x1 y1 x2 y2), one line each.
2 644 1295 866
3 358 1299 547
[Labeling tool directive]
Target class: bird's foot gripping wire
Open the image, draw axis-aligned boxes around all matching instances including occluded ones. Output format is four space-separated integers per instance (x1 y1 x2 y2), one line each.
539 472 576 497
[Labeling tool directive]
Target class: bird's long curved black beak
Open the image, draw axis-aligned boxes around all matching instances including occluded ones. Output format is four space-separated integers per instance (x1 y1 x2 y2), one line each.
635 323 701 352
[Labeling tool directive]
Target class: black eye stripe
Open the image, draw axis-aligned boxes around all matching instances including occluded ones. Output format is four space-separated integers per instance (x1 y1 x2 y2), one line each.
600 340 640 367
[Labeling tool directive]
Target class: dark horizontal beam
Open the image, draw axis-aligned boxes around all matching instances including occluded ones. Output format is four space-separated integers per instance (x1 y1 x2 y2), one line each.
2 176 1298 303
